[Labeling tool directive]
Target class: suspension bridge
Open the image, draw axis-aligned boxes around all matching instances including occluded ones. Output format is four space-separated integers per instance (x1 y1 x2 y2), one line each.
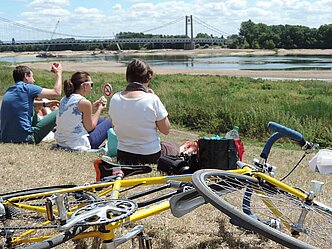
0 15 227 49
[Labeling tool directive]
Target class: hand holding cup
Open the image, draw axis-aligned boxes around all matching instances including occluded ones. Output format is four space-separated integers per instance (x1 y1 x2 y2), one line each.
50 62 62 74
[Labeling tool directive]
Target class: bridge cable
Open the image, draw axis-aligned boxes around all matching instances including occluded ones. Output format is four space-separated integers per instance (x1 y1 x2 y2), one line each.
141 17 184 34
193 16 230 36
0 16 115 39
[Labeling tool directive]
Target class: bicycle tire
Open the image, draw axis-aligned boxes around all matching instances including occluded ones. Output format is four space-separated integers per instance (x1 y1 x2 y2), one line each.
1 188 98 249
23 226 88 249
0 185 77 200
193 170 331 249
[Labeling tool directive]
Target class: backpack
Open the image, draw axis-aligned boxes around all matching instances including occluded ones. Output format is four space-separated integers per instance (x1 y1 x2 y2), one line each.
157 154 198 175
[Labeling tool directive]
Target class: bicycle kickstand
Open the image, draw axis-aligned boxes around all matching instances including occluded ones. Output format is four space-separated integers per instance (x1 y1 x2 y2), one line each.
136 231 153 249
101 225 152 249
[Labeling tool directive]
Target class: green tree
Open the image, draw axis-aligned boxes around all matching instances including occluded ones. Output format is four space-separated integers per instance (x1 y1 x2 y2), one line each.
195 33 211 39
318 24 332 48
226 34 243 48
239 20 257 48
264 40 275 49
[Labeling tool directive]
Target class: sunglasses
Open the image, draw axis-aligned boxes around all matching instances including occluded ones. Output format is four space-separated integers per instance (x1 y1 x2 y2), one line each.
83 81 94 87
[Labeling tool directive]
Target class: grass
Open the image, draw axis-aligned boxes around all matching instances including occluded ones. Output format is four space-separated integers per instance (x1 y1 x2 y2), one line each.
0 129 331 248
2 62 332 146
1 63 331 248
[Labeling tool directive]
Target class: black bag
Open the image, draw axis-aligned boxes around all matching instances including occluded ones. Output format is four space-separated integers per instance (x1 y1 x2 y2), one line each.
198 139 241 170
157 154 198 175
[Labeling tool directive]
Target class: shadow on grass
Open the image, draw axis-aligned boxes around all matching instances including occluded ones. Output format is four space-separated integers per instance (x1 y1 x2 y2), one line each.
185 218 271 249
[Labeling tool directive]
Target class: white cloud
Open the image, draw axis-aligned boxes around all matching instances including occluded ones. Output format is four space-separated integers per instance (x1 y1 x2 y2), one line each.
74 7 103 16
256 1 272 8
29 0 70 8
131 3 154 10
113 4 122 11
22 8 70 18
225 0 247 10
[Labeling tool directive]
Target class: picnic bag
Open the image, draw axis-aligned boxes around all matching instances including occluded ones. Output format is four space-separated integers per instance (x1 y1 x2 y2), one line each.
198 138 244 170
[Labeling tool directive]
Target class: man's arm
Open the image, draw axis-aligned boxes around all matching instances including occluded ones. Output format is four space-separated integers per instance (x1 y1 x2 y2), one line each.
34 99 60 109
38 64 63 98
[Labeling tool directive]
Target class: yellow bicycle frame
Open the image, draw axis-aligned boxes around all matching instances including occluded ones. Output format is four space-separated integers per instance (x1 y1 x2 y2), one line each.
3 166 310 246
4 174 192 245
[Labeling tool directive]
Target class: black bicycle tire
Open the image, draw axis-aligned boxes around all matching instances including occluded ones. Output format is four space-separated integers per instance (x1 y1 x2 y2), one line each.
192 170 320 249
2 189 97 249
1 185 77 200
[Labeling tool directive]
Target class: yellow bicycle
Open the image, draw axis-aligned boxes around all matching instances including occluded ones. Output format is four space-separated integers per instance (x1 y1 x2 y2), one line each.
1 121 331 249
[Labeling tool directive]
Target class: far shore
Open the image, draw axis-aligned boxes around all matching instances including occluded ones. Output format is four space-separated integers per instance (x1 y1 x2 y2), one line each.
1 48 332 79
2 48 332 58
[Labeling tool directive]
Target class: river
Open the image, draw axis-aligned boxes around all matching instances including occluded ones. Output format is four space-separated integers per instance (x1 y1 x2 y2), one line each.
1 54 332 71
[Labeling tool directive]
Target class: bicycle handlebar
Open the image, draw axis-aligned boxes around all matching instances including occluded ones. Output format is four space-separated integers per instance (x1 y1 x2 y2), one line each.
268 122 306 146
260 121 314 160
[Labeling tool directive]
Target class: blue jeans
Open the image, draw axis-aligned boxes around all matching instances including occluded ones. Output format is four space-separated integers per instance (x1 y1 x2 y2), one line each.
88 117 112 149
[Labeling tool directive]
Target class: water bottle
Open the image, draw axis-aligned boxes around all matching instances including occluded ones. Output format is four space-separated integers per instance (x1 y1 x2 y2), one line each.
224 126 240 139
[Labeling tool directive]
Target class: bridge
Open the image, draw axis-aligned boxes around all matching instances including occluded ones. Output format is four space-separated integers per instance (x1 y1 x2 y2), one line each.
0 15 227 49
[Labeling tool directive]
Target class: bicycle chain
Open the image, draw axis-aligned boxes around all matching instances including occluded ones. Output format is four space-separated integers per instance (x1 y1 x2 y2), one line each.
1 198 136 232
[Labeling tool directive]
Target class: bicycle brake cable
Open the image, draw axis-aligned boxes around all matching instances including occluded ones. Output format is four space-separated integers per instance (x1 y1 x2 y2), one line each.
279 153 306 181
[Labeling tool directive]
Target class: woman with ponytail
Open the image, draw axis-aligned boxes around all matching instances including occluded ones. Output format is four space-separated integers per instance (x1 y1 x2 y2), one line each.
55 71 111 151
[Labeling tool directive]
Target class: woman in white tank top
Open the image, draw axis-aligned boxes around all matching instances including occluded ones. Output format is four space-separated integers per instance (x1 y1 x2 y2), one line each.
55 72 111 151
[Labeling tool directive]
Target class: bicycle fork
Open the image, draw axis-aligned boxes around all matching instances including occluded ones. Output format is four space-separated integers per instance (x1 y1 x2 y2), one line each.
242 180 325 237
291 180 324 236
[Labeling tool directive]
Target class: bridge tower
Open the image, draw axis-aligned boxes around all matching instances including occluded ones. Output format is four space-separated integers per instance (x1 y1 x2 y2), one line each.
184 15 195 50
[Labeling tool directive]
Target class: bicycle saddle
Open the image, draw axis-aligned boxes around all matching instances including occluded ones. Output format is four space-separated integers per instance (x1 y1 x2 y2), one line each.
94 156 152 182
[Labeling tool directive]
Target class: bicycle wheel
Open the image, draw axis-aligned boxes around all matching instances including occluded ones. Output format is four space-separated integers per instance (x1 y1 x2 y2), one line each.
0 185 77 200
193 170 332 249
1 187 98 249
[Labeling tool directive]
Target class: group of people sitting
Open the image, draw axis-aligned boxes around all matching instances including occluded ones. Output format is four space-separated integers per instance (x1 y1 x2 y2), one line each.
0 59 183 165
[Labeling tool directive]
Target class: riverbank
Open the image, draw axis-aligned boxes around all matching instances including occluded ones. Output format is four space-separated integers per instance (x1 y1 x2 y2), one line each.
2 48 332 79
2 48 332 58
17 60 332 80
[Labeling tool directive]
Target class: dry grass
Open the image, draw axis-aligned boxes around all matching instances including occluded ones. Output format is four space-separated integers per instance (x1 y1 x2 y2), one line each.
0 128 331 249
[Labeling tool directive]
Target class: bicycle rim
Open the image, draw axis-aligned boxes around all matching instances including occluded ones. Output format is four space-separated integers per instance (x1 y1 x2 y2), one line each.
193 170 332 249
1 189 98 249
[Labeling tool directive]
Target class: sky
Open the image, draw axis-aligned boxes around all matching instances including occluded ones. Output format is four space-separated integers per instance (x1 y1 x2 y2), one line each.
0 0 332 41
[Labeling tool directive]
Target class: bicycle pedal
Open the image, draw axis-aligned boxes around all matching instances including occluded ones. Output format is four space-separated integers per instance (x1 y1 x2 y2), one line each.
45 197 55 222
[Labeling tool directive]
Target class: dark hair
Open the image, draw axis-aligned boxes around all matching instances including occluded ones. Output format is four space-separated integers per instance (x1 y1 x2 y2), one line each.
126 59 153 84
13 65 32 83
64 71 91 97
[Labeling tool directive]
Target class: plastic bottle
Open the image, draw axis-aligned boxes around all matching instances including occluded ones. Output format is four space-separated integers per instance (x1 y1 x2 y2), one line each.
224 126 240 139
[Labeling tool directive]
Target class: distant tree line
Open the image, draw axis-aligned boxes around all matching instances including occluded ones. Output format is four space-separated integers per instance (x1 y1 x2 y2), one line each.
227 20 332 49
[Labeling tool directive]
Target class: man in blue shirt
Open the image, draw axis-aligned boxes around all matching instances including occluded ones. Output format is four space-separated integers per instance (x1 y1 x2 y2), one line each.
0 64 63 143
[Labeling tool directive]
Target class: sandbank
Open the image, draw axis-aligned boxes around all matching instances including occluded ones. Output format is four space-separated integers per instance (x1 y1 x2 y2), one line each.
1 49 332 80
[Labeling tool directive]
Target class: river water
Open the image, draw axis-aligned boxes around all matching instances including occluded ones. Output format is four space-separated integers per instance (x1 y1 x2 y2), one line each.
1 54 332 71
